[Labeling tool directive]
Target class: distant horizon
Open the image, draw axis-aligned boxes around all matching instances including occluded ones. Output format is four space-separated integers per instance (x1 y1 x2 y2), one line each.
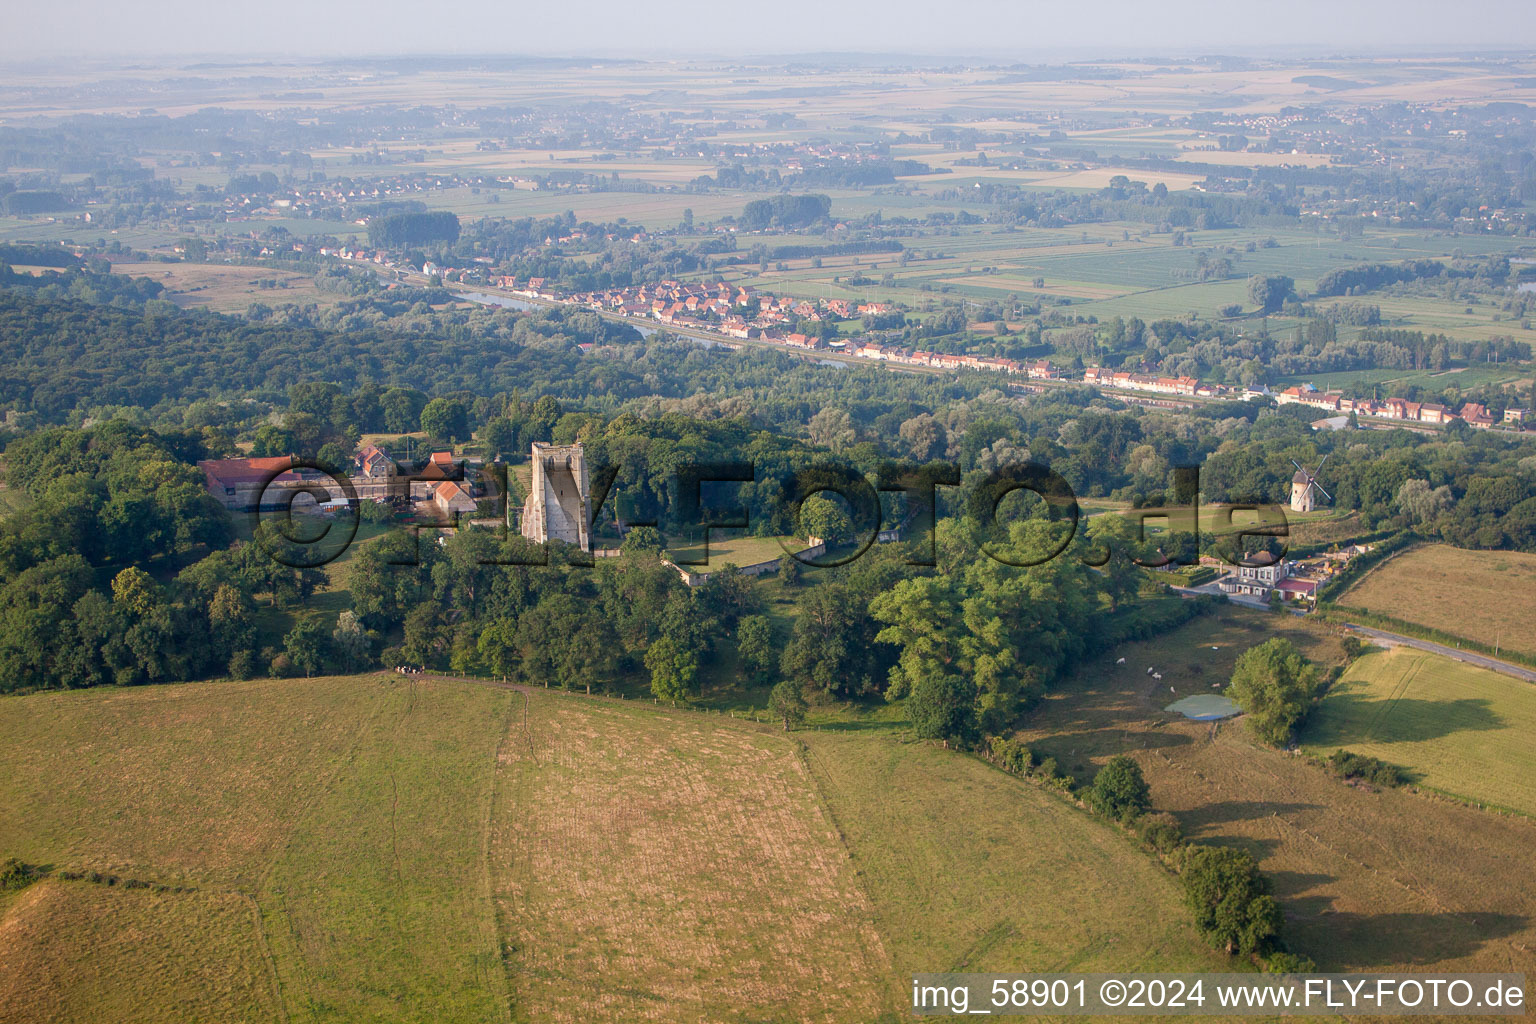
7 45 1536 66
4 0 1535 63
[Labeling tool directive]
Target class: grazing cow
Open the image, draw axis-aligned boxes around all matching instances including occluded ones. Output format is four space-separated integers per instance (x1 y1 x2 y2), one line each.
1116 657 1126 665
1153 672 1163 680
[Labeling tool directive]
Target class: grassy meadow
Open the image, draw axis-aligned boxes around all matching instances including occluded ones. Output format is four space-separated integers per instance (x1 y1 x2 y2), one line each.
110 262 335 313
1302 646 1536 816
799 729 1232 976
665 530 810 570
1336 544 1536 658
0 672 1241 1023
0 879 280 1024
1012 605 1536 975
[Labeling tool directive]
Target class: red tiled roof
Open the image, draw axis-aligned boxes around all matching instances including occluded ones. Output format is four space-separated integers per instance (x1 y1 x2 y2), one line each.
198 456 293 489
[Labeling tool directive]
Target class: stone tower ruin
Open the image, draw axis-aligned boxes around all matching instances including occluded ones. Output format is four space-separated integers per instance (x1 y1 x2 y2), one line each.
520 442 591 552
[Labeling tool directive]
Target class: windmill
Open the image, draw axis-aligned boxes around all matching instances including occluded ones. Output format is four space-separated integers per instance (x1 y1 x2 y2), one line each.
1289 455 1332 513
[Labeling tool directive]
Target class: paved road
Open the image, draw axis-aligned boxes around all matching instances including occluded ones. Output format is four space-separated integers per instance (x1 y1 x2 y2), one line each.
1339 624 1536 684
1169 584 1536 682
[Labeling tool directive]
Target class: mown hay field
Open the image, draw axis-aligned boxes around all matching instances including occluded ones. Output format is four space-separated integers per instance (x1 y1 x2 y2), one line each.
0 879 279 1024
1336 544 1536 658
1302 646 1536 816
492 693 898 1023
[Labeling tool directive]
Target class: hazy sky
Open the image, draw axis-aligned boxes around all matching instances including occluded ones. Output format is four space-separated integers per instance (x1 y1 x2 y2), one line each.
4 0 1535 60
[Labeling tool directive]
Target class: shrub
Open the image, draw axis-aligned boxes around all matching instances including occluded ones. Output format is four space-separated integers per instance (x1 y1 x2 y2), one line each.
268 652 295 678
987 736 1034 776
1136 812 1186 855
1326 750 1406 787
1264 951 1317 974
0 857 35 891
1088 755 1152 822
228 649 257 680
777 553 802 587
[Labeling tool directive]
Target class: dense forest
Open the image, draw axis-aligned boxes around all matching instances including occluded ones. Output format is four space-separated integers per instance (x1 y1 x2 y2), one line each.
0 277 1532 724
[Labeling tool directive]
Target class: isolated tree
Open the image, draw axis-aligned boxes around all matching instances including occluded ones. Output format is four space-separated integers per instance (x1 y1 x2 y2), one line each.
736 614 777 683
768 678 808 731
283 618 330 678
1181 845 1283 956
1089 755 1152 822
645 634 697 703
1247 274 1295 314
1228 637 1318 746
777 552 802 587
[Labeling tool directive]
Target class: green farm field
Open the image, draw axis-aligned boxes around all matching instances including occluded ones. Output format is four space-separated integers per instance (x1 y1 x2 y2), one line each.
0 673 1231 1023
1302 646 1536 816
1336 544 1536 658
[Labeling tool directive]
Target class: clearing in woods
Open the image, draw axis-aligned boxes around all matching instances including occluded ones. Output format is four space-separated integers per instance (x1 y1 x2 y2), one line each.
1301 646 1536 817
1011 605 1536 976
1335 544 1536 658
110 261 332 312
665 530 812 571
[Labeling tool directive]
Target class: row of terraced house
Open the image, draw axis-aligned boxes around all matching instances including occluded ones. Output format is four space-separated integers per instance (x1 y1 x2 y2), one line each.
483 276 1530 422
1274 383 1526 429
1080 368 1231 398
